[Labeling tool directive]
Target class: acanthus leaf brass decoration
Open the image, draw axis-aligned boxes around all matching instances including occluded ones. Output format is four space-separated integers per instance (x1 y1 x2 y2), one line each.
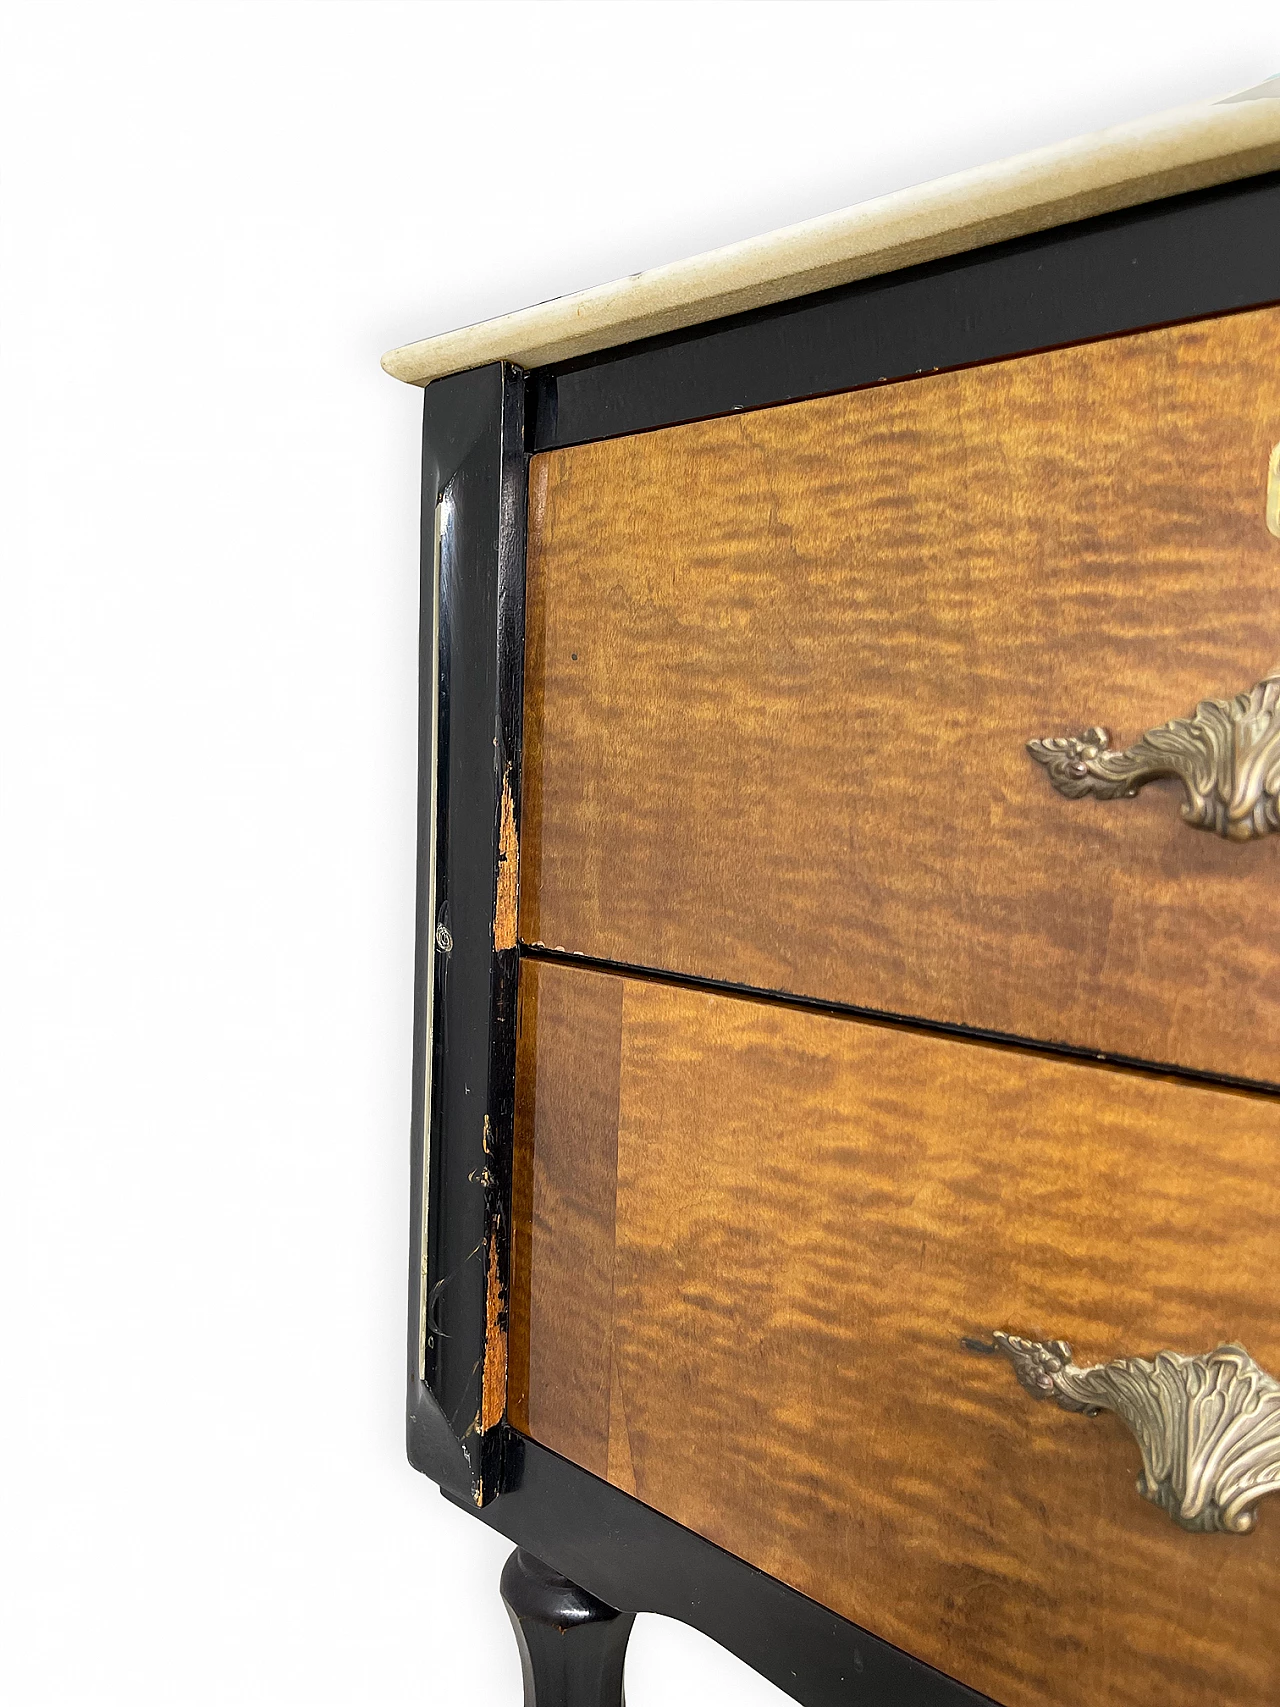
965 1333 1280 1533
1027 667 1280 840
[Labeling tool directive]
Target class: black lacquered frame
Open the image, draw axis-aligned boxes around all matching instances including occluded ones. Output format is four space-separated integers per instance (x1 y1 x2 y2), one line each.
408 364 526 1508
408 169 1280 1706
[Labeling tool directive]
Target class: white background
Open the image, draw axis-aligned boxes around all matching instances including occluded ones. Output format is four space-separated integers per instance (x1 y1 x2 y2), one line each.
2 4 1278 1702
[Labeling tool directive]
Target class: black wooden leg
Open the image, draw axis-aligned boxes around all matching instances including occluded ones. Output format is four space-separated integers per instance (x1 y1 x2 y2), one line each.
500 1547 635 1707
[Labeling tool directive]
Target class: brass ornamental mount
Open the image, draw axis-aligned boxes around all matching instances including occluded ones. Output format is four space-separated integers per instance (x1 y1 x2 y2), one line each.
965 1333 1280 1534
1028 666 1280 841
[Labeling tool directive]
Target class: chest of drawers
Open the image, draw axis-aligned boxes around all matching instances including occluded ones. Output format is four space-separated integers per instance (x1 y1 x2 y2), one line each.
386 85 1280 1707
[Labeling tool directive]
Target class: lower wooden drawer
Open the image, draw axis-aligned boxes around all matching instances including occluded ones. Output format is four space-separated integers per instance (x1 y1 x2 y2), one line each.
509 959 1280 1707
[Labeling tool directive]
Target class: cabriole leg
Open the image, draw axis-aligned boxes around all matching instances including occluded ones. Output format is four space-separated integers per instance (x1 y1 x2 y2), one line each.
500 1547 635 1707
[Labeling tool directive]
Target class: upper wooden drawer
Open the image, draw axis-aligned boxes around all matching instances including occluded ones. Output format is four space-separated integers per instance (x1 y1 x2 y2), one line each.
520 304 1280 1085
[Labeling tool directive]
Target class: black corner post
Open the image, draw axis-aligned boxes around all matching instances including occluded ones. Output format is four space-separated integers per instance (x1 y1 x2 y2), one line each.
501 1548 635 1707
407 361 527 1506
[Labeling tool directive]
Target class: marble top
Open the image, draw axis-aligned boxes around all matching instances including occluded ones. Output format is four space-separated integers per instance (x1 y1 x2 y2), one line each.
382 80 1280 388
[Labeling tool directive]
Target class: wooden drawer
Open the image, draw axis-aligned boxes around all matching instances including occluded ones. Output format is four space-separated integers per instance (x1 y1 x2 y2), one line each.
520 304 1280 1085
510 958 1280 1707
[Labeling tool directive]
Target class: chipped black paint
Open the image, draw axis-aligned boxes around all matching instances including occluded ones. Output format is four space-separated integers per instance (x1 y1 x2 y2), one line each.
408 362 526 1504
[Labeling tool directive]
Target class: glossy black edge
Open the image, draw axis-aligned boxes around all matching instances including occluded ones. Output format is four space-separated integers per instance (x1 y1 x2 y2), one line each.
408 361 526 1505
522 945 1280 1101
527 169 1280 450
452 1433 994 1707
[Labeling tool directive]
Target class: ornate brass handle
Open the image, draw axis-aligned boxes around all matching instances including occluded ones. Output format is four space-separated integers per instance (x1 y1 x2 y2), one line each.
1027 666 1280 840
964 1333 1280 1533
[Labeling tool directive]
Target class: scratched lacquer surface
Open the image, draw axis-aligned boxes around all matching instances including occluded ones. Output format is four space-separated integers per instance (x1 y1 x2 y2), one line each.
519 304 1280 1085
510 959 1280 1707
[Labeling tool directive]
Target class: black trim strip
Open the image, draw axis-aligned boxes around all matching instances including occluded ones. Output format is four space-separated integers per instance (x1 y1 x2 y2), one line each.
459 1433 995 1707
529 170 1280 450
519 944 1280 1100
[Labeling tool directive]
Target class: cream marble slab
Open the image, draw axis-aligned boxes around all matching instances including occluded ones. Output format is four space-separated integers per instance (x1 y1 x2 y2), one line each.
382 82 1280 387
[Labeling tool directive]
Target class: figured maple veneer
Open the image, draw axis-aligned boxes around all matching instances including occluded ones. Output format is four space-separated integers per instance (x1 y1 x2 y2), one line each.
520 303 1280 1085
510 959 1280 1707
509 962 623 1480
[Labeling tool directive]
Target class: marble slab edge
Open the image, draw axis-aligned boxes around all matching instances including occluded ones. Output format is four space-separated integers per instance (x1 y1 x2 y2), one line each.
382 80 1280 387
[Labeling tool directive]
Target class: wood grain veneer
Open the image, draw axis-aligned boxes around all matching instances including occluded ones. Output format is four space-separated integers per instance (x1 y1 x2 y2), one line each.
520 304 1280 1085
510 958 1280 1707
508 961 622 1478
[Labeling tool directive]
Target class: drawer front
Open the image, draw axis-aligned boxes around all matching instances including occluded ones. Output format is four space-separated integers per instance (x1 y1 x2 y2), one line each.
510 959 1280 1707
520 304 1280 1084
